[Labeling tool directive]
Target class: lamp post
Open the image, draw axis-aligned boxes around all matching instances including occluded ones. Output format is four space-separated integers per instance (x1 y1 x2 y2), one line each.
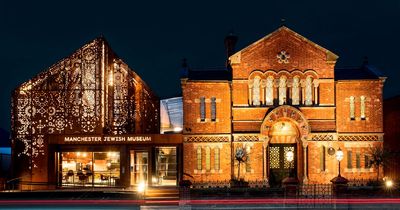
336 148 343 177
331 147 348 196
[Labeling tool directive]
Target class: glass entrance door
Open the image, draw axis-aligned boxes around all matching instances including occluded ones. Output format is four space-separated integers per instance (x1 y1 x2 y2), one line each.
130 151 148 185
269 144 297 187
155 147 177 186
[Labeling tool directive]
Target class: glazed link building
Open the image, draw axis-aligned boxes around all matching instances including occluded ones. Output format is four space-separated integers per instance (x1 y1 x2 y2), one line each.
11 26 386 189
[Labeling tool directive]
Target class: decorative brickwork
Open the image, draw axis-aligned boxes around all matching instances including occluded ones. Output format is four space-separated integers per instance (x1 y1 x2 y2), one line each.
233 134 260 142
311 134 335 141
338 134 382 141
184 135 230 143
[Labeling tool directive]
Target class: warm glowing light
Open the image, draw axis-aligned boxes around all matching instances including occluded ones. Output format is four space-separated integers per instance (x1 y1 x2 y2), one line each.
173 127 183 132
152 177 158 183
336 148 343 161
77 152 81 157
286 151 294 162
386 180 394 188
137 182 146 193
82 152 87 157
107 152 112 157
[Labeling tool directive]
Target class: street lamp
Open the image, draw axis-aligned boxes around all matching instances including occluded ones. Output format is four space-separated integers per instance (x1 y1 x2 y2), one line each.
330 147 348 191
335 148 344 177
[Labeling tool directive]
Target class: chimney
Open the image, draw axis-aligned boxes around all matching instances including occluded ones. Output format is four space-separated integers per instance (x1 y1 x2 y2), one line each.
224 31 238 65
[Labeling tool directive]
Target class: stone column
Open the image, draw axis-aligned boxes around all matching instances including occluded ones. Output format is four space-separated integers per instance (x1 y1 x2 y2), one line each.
303 144 308 183
313 79 319 105
301 79 306 105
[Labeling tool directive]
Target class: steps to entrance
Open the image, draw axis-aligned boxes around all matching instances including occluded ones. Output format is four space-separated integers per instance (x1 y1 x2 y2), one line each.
143 187 179 200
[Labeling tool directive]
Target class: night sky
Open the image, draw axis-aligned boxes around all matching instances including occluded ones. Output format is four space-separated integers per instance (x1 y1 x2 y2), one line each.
1 1 400 138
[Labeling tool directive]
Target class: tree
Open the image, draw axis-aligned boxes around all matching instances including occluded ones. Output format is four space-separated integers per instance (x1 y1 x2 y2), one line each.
235 146 248 180
368 145 390 181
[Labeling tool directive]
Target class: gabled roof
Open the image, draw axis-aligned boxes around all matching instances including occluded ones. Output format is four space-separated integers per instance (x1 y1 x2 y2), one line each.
229 26 338 64
334 64 386 80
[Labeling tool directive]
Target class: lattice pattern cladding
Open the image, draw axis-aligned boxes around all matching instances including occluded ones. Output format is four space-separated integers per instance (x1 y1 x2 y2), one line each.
12 38 159 170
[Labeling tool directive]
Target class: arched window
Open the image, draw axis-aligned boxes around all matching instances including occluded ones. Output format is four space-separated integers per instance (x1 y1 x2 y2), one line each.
252 76 261 106
214 148 220 171
196 147 202 170
278 76 287 105
292 76 300 105
305 76 313 105
360 96 366 120
350 96 355 120
265 76 274 105
205 147 211 171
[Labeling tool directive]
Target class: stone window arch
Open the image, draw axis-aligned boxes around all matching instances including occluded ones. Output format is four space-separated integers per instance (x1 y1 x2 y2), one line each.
278 76 287 105
205 146 211 171
265 76 274 105
360 96 366 120
292 76 300 105
214 148 220 171
305 76 313 105
252 76 261 106
350 96 355 120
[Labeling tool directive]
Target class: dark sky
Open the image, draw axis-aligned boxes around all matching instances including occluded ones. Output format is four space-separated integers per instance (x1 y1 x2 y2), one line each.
1 0 400 133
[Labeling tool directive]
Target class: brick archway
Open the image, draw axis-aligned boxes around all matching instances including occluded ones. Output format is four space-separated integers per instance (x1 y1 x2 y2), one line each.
260 105 311 184
260 105 310 143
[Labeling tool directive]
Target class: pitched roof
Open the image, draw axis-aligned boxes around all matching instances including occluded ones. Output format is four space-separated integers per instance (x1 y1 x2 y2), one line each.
229 26 339 64
335 64 385 80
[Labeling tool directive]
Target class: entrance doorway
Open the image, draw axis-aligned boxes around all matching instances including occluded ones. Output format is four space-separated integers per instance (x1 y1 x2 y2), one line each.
130 150 148 185
269 144 297 186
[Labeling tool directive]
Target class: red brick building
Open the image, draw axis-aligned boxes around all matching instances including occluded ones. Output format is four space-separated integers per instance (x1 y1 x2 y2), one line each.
182 26 386 185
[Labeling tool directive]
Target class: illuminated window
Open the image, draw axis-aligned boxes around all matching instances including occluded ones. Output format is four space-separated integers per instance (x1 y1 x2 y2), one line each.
350 96 355 120
197 147 202 170
278 76 287 105
305 76 313 105
252 77 261 106
347 150 352 169
360 96 366 120
200 97 205 122
356 152 361 169
320 146 326 171
292 76 300 105
214 148 220 171
211 97 216 122
246 146 251 172
205 147 211 171
265 76 274 105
